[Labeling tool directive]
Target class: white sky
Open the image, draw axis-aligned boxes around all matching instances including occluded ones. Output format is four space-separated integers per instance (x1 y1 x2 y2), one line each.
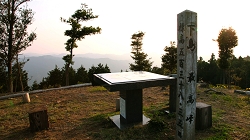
24 0 250 66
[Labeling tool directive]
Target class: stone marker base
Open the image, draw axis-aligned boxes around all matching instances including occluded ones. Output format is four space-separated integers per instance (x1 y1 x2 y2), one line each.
28 106 49 132
196 102 212 130
22 93 30 103
110 115 150 130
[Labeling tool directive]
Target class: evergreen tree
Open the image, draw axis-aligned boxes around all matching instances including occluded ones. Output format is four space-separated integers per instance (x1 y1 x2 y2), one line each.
39 77 48 89
206 53 221 85
61 3 101 86
215 27 238 84
231 56 250 88
31 80 39 91
47 65 63 87
88 63 110 85
161 41 177 74
151 66 164 75
129 31 152 71
61 66 77 86
76 65 89 83
197 57 209 82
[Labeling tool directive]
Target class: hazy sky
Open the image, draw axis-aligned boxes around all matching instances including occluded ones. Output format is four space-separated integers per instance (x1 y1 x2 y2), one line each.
24 0 249 66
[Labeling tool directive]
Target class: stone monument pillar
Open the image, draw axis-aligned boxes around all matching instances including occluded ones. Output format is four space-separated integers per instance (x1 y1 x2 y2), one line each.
176 10 197 140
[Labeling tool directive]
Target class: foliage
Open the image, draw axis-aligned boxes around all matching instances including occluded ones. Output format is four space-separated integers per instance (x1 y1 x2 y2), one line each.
161 41 177 73
47 65 63 87
197 56 209 82
61 66 76 86
88 63 111 85
28 64 110 90
151 66 164 75
230 56 250 89
0 57 7 92
129 31 152 71
61 3 101 86
31 80 39 91
215 27 238 84
38 77 49 89
75 65 89 83
0 0 36 93
244 56 250 61
207 53 221 85
12 60 29 92
197 54 250 89
0 56 29 93
197 54 221 85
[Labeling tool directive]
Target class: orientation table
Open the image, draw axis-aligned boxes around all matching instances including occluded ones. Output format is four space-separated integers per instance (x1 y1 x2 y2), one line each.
94 71 177 129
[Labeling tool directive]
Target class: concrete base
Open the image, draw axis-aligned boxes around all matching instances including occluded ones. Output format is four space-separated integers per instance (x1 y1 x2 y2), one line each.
110 114 150 130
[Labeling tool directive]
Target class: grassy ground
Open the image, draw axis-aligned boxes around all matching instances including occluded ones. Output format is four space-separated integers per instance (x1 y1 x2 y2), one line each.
0 86 250 140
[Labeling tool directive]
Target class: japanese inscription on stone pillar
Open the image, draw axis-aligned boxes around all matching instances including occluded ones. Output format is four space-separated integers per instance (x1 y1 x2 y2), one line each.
176 10 197 140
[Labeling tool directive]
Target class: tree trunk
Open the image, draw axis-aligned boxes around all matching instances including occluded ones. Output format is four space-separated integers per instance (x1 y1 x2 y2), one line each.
228 69 231 89
17 55 24 91
222 69 226 85
7 0 15 93
65 64 69 86
7 58 13 93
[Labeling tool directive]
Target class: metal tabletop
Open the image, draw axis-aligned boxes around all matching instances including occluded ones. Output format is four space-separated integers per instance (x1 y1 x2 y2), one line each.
94 71 176 92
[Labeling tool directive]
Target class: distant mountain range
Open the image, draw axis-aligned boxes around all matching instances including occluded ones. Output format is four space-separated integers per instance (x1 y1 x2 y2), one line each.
23 53 134 86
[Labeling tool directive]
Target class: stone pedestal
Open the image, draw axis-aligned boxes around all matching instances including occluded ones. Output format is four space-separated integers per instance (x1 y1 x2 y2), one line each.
120 89 143 124
110 89 150 129
196 102 212 130
28 106 49 132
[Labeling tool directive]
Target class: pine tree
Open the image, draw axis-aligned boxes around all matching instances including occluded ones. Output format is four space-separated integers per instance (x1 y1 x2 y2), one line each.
129 31 152 71
61 3 101 86
47 65 63 87
76 65 89 83
161 41 177 74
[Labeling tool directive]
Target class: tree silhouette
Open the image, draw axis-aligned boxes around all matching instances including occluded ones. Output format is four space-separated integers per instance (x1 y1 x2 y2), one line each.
161 41 177 74
31 80 39 91
47 65 63 87
129 31 152 71
62 66 76 86
12 57 29 92
215 27 238 84
0 0 36 93
0 57 7 92
76 65 89 83
61 3 101 86
88 63 110 85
